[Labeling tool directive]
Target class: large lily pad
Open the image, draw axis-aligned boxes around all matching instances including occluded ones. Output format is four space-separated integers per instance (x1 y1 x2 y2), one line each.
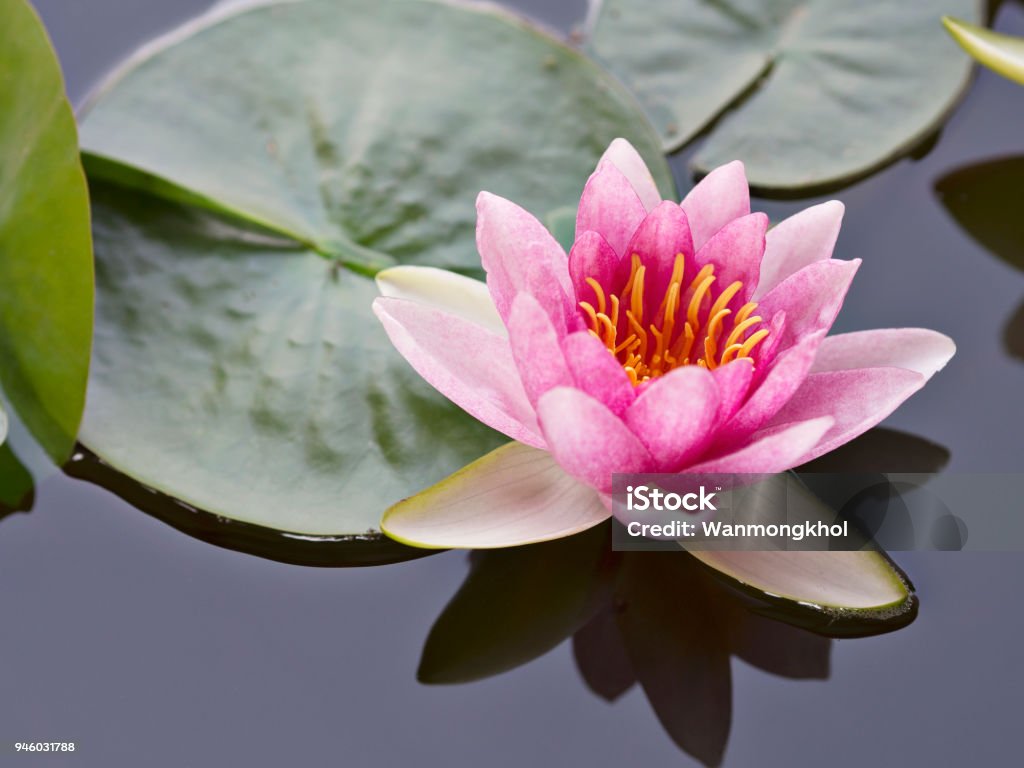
585 0 982 190
78 0 672 548
0 0 93 463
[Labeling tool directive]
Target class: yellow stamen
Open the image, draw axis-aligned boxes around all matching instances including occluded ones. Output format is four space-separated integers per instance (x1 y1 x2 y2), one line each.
720 343 744 365
687 272 716 331
580 301 599 332
630 264 646 324
585 277 607 316
739 329 770 359
576 248 771 385
723 315 763 351
597 314 616 348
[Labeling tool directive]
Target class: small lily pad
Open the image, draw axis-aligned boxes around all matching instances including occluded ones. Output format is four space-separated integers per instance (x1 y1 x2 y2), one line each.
585 0 982 190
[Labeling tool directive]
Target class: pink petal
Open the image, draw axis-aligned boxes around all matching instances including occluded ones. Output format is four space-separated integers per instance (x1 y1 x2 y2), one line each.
752 309 788 377
507 293 573 406
537 387 654 492
624 366 719 471
569 231 624 307
693 212 769 305
811 328 956 378
623 201 695 316
374 297 544 448
767 367 927 465
715 332 825 445
599 138 663 212
680 161 750 251
684 416 834 474
476 191 574 331
754 201 845 300
561 331 635 416
712 361 754 424
381 442 609 549
576 161 648 258
756 259 861 352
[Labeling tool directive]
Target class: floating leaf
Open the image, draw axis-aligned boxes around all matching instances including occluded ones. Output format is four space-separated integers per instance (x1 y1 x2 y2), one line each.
77 0 671 549
585 0 981 190
0 0 93 462
686 476 917 637
943 16 1024 85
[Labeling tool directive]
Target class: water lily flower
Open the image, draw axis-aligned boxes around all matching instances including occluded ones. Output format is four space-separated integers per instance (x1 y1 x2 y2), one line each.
373 139 954 550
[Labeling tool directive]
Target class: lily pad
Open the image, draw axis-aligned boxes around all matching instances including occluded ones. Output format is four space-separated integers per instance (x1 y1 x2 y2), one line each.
686 475 917 636
585 0 981 190
77 0 672 548
0 0 93 463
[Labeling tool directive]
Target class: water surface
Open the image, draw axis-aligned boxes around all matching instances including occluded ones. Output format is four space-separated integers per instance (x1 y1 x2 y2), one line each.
3 1 1023 765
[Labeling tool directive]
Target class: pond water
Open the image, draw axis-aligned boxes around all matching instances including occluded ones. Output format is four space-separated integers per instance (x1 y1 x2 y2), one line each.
3 1 1023 766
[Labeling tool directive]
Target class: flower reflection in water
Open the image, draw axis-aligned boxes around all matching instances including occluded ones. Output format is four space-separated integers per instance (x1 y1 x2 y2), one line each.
415 426 952 766
417 524 837 767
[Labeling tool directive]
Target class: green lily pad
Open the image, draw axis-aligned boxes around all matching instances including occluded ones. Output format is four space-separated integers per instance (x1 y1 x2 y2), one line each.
85 182 509 545
0 0 93 463
685 475 917 636
584 0 981 190
78 0 672 548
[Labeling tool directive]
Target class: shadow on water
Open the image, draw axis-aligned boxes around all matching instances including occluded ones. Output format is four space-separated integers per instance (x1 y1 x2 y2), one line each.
797 428 955 554
1004 299 1024 362
934 155 1024 273
935 155 1024 365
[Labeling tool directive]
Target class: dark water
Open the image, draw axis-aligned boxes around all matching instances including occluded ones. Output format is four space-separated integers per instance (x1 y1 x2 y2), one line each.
2 1 1022 765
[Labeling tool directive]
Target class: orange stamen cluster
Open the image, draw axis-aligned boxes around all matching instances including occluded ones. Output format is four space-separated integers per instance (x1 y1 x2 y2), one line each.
579 253 770 386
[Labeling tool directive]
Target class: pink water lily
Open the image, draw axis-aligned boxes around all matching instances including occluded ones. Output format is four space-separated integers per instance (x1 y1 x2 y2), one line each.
373 139 954 552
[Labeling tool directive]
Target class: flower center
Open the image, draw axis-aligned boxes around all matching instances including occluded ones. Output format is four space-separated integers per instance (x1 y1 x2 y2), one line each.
578 253 770 386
